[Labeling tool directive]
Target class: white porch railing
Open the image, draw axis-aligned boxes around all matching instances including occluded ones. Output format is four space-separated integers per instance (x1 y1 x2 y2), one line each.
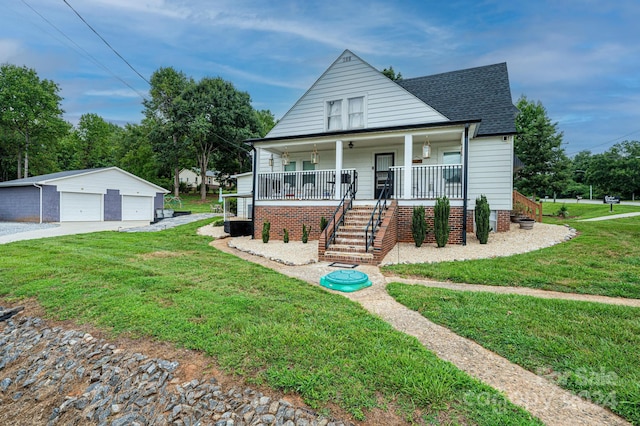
256 169 357 200
390 164 463 199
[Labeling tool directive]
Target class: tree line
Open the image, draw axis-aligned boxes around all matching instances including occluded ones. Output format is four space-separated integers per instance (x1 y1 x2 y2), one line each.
514 96 640 200
0 63 275 200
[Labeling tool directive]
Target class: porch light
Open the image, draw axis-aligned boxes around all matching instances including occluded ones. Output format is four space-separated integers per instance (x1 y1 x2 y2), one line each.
422 136 431 159
348 141 354 149
282 147 290 166
269 154 274 168
311 144 319 164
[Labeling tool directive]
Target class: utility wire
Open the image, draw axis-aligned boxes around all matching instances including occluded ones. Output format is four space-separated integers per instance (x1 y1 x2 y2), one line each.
62 0 151 86
20 0 148 100
567 128 640 156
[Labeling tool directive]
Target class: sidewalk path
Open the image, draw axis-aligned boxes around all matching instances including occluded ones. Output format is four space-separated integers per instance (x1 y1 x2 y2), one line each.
210 235 631 426
578 211 640 221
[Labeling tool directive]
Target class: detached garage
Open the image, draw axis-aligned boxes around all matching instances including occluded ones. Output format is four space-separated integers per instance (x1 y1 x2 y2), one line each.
0 167 169 223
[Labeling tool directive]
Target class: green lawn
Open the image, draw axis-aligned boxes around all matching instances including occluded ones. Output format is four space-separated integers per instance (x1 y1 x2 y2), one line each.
165 193 222 213
382 204 640 298
0 220 540 424
387 284 640 425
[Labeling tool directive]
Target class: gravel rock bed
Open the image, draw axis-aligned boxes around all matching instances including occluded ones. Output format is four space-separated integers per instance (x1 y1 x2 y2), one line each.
219 223 577 266
0 310 348 426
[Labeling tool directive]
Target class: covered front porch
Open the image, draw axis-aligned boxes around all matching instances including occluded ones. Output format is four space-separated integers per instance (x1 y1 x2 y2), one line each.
252 122 475 202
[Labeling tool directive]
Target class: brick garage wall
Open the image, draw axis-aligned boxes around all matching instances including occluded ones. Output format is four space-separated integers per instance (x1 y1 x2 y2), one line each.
253 205 336 241
396 206 465 245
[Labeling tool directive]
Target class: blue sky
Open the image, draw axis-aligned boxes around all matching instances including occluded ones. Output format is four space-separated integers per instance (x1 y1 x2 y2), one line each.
2 0 639 155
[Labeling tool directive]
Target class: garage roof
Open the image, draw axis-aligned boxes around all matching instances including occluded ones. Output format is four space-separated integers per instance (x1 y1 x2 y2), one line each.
0 167 168 193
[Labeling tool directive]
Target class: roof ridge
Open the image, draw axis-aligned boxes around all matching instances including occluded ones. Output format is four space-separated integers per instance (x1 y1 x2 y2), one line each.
401 62 507 82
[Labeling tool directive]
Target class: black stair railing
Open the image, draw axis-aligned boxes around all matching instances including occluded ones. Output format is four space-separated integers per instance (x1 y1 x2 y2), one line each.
324 171 358 249
365 169 393 252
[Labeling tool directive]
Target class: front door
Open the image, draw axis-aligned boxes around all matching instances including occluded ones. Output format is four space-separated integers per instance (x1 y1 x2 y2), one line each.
374 153 394 198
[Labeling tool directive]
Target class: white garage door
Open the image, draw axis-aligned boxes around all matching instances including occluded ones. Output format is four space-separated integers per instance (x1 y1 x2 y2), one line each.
122 195 152 221
60 192 102 222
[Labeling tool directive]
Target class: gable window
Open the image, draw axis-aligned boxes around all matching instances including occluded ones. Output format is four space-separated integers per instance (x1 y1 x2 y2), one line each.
348 97 364 128
327 100 342 130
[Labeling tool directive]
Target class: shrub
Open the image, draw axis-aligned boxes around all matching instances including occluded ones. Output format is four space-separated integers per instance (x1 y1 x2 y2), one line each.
320 216 328 232
302 224 310 244
434 196 450 248
475 195 491 244
411 205 427 247
262 220 270 243
557 204 569 218
283 228 289 243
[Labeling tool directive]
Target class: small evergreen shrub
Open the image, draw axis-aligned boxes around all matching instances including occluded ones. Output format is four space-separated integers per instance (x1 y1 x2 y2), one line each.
557 204 569 218
434 196 450 248
302 224 310 244
475 195 491 244
320 216 328 232
262 220 270 243
283 228 289 243
411 205 427 247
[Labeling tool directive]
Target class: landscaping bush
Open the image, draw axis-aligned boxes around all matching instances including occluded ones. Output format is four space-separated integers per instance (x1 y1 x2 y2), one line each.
475 195 491 244
302 224 310 243
411 205 427 247
434 196 450 248
320 216 328 232
283 228 289 243
262 220 270 243
557 204 569 218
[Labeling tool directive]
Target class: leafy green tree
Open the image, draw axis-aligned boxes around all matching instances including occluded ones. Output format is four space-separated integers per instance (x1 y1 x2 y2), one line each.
514 96 570 199
589 141 640 199
0 64 66 178
382 66 402 81
113 122 168 188
176 77 260 200
255 109 276 137
143 67 194 196
60 113 121 170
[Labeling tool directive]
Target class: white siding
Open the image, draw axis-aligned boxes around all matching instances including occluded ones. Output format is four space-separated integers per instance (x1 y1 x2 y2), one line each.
52 169 162 196
267 50 447 138
467 136 513 211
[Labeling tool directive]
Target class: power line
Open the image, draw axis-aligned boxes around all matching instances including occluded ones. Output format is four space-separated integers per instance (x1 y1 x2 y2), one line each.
62 0 151 86
567 128 640 156
20 0 148 100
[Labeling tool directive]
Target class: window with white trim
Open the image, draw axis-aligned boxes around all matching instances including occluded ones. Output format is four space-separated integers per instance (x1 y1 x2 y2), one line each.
326 96 366 130
327 100 342 130
348 97 364 128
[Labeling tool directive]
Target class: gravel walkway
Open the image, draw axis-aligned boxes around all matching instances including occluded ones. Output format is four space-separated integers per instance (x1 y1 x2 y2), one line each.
204 223 632 426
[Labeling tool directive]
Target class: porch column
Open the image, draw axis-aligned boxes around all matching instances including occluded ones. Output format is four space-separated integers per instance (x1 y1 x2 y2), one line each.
335 140 343 199
403 134 412 200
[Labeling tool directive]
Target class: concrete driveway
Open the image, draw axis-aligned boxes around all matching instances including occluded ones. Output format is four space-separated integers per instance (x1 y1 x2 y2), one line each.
0 221 150 244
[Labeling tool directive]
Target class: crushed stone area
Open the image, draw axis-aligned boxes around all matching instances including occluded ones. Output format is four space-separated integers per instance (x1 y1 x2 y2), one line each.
202 223 577 266
0 310 350 426
0 222 58 237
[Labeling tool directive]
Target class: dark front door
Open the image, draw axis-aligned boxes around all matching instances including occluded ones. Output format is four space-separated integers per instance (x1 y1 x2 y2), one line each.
374 153 394 198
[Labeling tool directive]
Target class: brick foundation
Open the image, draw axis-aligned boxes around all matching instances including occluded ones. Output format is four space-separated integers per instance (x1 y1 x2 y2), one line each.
255 204 511 246
253 205 336 241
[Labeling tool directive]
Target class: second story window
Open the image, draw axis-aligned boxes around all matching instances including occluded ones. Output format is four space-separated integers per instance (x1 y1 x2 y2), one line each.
327 100 342 130
348 97 364 128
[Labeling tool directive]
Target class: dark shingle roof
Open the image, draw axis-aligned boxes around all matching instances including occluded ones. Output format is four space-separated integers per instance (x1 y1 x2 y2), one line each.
397 62 518 136
0 168 106 187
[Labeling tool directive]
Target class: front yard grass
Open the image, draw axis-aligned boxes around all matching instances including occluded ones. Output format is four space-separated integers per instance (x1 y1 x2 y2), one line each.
382 204 640 298
387 284 640 424
0 220 540 424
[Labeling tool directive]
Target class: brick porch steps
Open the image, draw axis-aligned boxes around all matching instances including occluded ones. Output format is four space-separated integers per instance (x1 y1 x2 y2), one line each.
321 205 382 265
